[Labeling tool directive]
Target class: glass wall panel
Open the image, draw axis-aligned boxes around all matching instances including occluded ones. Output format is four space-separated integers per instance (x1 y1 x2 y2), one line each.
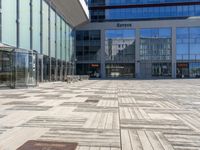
19 0 30 50
140 28 172 60
0 48 37 88
42 1 49 56
90 1 200 22
14 49 37 87
90 0 200 6
106 63 135 78
176 28 189 60
66 25 69 62
105 6 200 21
190 62 200 78
2 0 17 47
69 28 74 62
56 16 61 59
76 30 101 62
176 27 200 60
62 20 65 61
50 8 56 58
105 30 135 62
0 49 12 87
32 0 41 53
190 28 200 60
152 63 172 77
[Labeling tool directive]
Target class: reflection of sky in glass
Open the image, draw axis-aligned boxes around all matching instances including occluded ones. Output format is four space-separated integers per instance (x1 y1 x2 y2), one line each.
176 27 200 60
90 0 200 6
104 5 200 20
105 30 135 39
105 0 200 6
140 28 171 38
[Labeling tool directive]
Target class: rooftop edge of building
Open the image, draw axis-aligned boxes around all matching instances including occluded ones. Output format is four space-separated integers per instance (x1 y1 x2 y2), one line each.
48 0 90 27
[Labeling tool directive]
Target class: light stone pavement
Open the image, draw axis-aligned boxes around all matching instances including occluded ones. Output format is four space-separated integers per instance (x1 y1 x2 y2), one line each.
0 79 200 150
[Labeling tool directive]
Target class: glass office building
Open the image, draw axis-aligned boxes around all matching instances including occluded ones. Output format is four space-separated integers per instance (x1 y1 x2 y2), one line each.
0 0 89 88
76 0 200 78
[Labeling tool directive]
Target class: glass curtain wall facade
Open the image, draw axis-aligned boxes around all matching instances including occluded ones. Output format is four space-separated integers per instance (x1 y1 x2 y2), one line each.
76 30 101 61
176 27 200 78
89 0 200 22
105 30 135 78
76 0 200 79
76 30 101 78
139 28 172 78
0 0 75 87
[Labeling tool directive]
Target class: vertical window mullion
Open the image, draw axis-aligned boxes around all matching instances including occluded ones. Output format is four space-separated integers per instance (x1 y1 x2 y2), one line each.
40 0 43 54
30 0 33 50
17 0 20 48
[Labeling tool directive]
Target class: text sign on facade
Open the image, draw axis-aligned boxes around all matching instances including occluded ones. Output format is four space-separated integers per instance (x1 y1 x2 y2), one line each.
116 23 132 28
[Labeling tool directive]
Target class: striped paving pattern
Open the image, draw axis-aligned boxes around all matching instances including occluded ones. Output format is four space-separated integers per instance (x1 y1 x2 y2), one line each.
0 80 200 150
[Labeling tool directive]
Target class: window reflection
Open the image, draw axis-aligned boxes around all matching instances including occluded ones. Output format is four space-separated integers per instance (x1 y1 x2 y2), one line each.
140 28 172 61
176 27 200 60
152 63 172 77
105 30 135 62
0 47 37 88
89 0 200 6
190 63 200 78
91 5 200 22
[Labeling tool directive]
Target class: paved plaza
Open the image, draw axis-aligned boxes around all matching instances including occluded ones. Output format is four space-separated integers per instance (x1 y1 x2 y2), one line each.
0 79 200 150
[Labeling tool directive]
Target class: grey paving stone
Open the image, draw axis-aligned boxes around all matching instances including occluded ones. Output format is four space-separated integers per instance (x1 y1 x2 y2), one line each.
0 79 200 150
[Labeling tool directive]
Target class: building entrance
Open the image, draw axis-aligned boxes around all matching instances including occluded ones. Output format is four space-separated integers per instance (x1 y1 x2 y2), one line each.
106 63 135 78
76 63 101 78
0 46 38 88
177 63 189 78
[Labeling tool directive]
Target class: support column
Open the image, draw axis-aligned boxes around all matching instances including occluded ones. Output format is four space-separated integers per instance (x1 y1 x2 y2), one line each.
135 28 140 79
101 29 106 78
172 27 177 78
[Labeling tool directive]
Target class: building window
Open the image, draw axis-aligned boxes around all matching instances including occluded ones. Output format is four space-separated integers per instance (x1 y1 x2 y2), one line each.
19 0 30 50
56 15 61 59
2 0 17 47
76 30 101 61
177 27 200 61
152 63 172 77
32 0 41 53
105 30 135 62
140 28 172 61
50 8 56 57
42 0 49 56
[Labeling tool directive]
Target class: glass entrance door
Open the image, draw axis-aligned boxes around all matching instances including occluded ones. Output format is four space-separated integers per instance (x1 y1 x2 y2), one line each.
27 52 37 86
15 52 28 87
0 47 38 88
14 50 37 87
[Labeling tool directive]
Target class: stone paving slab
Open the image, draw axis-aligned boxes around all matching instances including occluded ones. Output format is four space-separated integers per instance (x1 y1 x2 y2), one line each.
0 80 200 150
